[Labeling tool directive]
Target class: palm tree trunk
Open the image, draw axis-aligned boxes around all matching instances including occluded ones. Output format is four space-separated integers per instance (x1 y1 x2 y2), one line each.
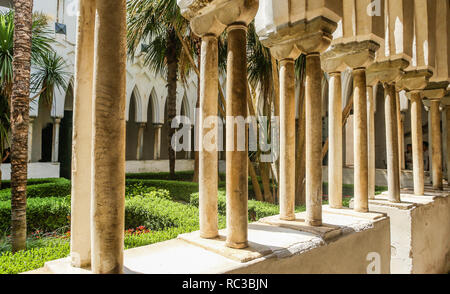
167 29 178 179
11 0 33 252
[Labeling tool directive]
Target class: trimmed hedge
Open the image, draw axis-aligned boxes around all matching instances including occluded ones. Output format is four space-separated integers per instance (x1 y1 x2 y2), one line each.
125 179 199 202
189 190 307 221
0 197 71 234
0 178 71 201
0 178 64 190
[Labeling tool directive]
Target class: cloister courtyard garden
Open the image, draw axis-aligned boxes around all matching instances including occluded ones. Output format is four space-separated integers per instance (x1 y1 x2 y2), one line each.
1 171 383 274
0 0 449 279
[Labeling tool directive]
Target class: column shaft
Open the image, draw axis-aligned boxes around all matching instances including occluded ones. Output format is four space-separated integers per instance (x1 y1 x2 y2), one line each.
51 118 61 163
396 91 404 172
91 0 127 274
328 72 342 208
70 0 95 268
384 83 401 202
410 92 424 195
446 106 450 185
430 100 443 190
28 117 34 163
136 123 145 160
305 53 322 226
353 69 368 212
153 125 162 159
279 59 296 220
199 35 218 238
367 86 376 199
225 25 248 249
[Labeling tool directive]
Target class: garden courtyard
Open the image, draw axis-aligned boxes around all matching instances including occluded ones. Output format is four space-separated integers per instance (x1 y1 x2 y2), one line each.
0 172 379 274
1 0 450 275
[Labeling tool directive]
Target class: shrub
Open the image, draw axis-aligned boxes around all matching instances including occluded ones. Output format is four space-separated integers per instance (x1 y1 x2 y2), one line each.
125 195 209 231
125 179 199 202
189 190 307 222
0 239 70 274
0 197 71 234
0 178 71 201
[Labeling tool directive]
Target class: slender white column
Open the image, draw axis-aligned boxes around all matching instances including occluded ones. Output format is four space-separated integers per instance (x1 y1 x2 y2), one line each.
51 118 61 163
279 58 296 220
430 100 443 190
353 69 368 212
70 0 95 268
226 24 248 249
199 34 219 239
305 53 322 226
136 123 146 160
384 83 401 203
27 117 35 163
328 72 342 208
91 0 127 274
367 86 376 199
410 91 424 195
153 124 162 159
446 105 450 186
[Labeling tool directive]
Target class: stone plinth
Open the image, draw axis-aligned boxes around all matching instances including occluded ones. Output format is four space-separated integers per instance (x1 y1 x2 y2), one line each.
350 190 450 274
40 211 390 274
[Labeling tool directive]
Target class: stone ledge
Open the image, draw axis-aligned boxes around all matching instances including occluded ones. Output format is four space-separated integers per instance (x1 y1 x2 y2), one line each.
38 210 391 274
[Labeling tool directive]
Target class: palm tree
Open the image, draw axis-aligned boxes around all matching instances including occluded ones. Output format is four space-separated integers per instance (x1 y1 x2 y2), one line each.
0 7 68 251
127 0 194 179
10 0 34 253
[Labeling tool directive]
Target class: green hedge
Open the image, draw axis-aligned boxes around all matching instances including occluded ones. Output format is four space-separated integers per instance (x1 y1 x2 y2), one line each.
189 190 307 221
0 197 71 234
125 179 199 202
0 178 64 190
0 178 71 201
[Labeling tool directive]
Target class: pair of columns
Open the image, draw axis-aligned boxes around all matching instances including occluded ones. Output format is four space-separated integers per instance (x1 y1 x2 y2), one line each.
71 0 127 274
328 69 369 211
409 93 444 195
198 24 250 248
135 122 163 160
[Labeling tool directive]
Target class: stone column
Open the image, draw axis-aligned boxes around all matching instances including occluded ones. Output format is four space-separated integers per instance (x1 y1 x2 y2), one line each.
352 69 368 212
91 0 127 274
279 58 296 220
446 105 450 185
328 72 342 208
367 86 376 199
305 53 322 226
225 24 248 249
400 113 405 170
27 117 34 163
396 91 404 172
430 100 443 190
199 34 219 239
136 123 146 160
70 0 95 268
51 118 61 163
410 91 424 195
153 124 162 160
384 83 401 203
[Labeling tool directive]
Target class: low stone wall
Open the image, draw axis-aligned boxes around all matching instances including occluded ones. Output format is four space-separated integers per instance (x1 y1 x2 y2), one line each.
351 190 450 274
44 208 391 274
1 162 60 181
322 166 432 187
